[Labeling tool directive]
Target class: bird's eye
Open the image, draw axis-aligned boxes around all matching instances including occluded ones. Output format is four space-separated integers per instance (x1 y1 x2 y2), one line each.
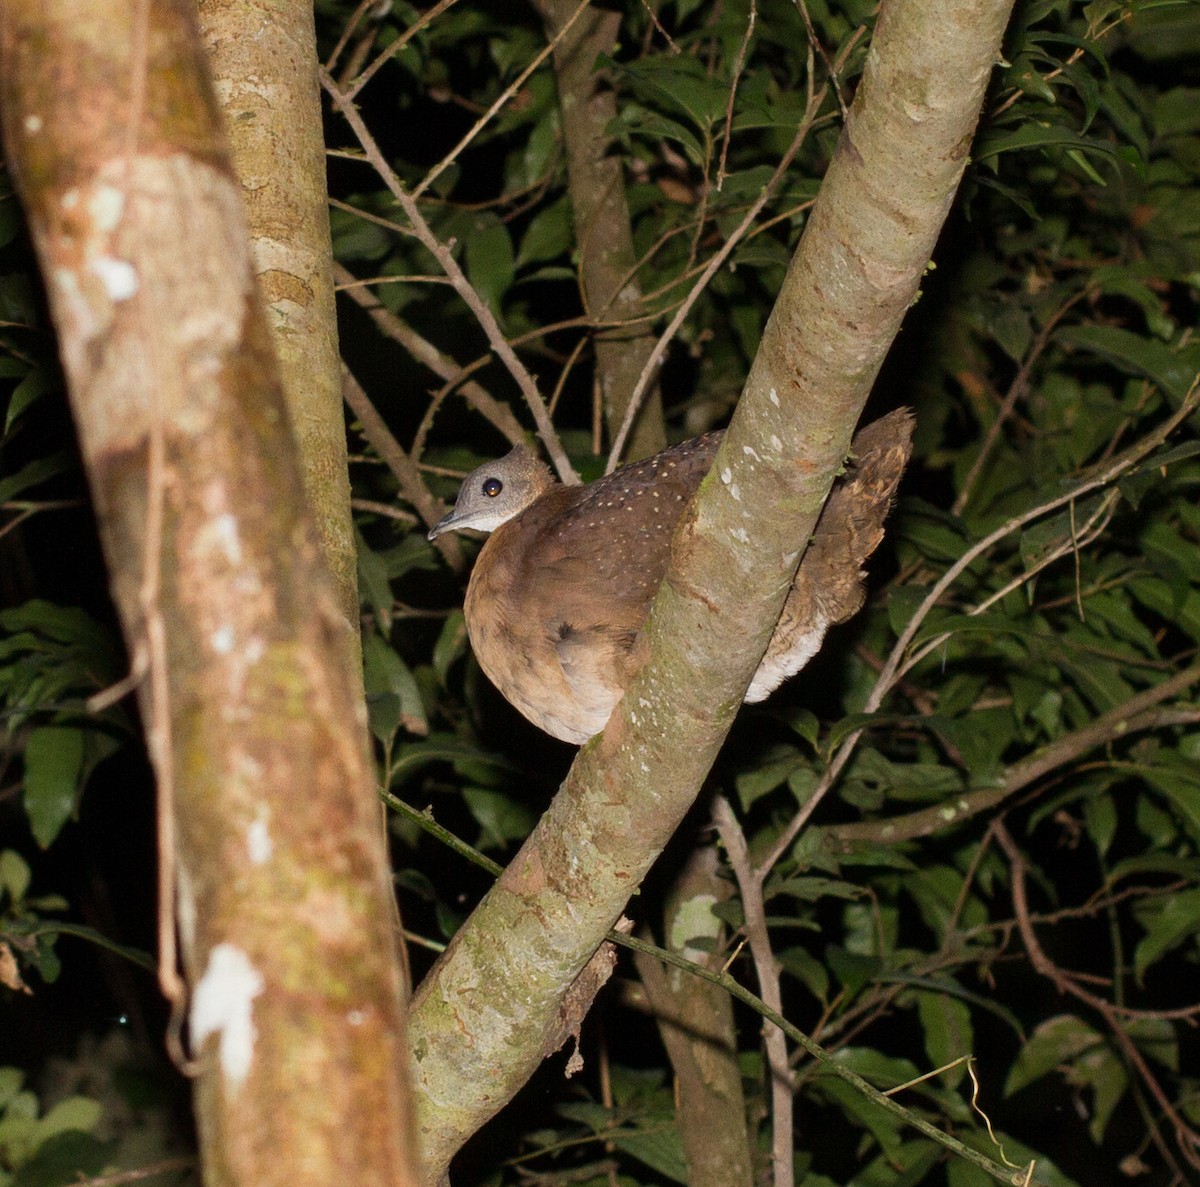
483 477 503 498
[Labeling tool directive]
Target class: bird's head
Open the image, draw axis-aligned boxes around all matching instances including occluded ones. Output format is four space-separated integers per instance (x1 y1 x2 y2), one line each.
428 445 555 539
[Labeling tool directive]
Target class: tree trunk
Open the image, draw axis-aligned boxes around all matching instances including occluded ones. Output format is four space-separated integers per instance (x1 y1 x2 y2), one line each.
0 3 419 1185
634 843 755 1187
407 0 1016 1177
198 0 360 635
530 0 668 461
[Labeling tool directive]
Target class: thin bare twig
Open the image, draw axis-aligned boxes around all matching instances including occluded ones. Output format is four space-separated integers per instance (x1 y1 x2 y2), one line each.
755 379 1200 877
333 262 525 449
70 1157 195 1186
606 85 828 471
716 0 756 191
344 0 462 100
995 821 1200 1171
713 797 793 1187
324 0 378 74
322 75 578 483
792 0 851 119
411 0 592 201
341 368 466 572
829 698 1200 845
953 288 1088 515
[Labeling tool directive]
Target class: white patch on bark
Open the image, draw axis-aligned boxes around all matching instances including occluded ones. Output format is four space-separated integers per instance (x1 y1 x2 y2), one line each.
191 943 265 1093
45 155 257 457
247 809 273 865
87 185 125 232
210 513 243 565
91 256 138 300
176 862 197 953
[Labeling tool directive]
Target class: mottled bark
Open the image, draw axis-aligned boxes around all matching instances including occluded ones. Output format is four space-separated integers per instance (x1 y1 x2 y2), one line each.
407 0 1016 1177
0 4 419 1186
530 0 667 461
198 0 359 635
634 844 754 1187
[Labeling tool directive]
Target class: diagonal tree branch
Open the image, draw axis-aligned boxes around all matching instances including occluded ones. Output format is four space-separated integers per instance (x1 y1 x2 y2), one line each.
406 0 1018 1178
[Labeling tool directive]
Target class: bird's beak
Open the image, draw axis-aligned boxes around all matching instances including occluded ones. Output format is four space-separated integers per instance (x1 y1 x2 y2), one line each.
427 511 457 542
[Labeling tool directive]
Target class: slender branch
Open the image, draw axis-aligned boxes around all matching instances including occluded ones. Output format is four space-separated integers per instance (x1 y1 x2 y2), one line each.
605 80 829 471
896 489 1119 685
324 0 376 75
715 0 756 191
411 0 592 201
71 1159 196 1187
385 775 1028 1187
333 262 526 449
321 74 578 483
619 933 1030 1186
828 682 1200 846
995 821 1200 1171
713 797 793 1187
953 287 1088 515
756 381 1200 877
341 369 466 573
344 0 462 100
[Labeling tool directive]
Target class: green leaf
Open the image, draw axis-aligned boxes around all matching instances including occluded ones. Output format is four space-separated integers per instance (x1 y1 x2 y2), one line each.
848 1140 941 1187
1132 886 1200 980
0 1068 24 1111
11 1130 110 1187
778 946 829 1002
4 369 46 435
23 727 85 848
0 453 71 504
355 534 395 633
1004 1014 1103 1097
1057 325 1197 400
734 747 806 810
604 54 729 126
773 707 819 749
461 787 535 849
611 105 706 165
0 850 31 903
33 1097 101 1143
974 121 1121 168
1082 793 1117 856
515 198 571 270
609 1123 688 1184
388 733 514 786
1139 760 1200 845
432 611 468 684
768 875 864 904
464 217 514 314
915 990 973 1090
362 634 428 742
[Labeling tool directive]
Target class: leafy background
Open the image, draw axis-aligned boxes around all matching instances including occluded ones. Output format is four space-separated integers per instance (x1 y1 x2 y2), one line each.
3 0 1200 1184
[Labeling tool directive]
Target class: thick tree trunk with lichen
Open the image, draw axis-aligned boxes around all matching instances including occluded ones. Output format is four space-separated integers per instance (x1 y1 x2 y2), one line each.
0 4 420 1186
407 0 1016 1178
